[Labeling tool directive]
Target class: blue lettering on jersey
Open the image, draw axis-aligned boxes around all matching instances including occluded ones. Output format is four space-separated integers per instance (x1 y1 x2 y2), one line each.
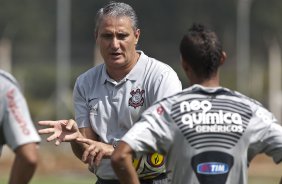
197 162 229 175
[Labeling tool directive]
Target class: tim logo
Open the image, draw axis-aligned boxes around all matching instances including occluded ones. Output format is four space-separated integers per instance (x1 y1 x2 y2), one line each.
129 88 145 108
197 162 229 175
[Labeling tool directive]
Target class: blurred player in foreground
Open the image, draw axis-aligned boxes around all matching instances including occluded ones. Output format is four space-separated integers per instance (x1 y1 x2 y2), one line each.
38 2 182 184
111 23 282 184
0 69 41 184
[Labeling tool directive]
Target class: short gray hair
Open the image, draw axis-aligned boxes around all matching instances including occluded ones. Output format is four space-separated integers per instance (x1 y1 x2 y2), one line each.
95 2 138 34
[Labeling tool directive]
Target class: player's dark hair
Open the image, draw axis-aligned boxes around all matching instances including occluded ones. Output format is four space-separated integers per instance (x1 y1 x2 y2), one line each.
95 1 138 34
180 23 223 79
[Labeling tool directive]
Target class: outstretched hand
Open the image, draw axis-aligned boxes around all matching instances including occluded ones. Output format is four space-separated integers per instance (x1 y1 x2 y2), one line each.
38 119 81 146
76 138 114 167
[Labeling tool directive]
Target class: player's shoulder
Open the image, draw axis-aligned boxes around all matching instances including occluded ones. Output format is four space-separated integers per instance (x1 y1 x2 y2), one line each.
140 51 176 73
231 90 264 108
76 64 104 82
0 69 19 89
229 90 275 121
154 89 185 109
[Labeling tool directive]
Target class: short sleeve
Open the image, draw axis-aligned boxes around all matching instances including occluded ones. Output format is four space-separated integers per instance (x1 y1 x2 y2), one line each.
249 106 282 164
258 123 282 163
122 102 175 155
73 78 91 128
3 87 41 150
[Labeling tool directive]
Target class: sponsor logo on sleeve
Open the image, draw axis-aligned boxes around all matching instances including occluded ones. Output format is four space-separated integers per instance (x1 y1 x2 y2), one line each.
156 105 164 115
255 107 273 123
7 89 30 135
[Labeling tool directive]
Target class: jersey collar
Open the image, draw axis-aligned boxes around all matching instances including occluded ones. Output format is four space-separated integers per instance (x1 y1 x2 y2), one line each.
126 50 146 81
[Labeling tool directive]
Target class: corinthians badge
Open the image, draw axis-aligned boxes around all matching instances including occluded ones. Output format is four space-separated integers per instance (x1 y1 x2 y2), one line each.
129 88 145 108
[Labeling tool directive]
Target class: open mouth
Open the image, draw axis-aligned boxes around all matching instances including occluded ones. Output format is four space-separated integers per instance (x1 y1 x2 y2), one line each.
110 52 122 58
111 52 121 56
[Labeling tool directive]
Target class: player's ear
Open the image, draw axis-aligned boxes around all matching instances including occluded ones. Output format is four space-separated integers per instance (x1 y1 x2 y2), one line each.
181 58 194 82
134 29 140 45
220 51 227 65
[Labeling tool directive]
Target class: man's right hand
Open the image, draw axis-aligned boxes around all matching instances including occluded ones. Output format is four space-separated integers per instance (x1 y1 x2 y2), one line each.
38 119 82 146
76 138 114 167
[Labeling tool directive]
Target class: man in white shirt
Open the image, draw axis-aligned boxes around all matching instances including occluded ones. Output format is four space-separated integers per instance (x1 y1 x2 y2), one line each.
38 2 182 184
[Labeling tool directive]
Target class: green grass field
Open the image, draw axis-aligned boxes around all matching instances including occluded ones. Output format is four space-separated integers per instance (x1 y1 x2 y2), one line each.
0 176 94 184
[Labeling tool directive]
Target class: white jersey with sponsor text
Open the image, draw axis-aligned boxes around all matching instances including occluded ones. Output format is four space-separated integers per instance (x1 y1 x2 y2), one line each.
122 84 282 184
0 70 41 155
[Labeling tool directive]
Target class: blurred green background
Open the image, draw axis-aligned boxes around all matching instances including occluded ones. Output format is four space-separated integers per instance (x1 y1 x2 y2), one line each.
1 0 282 183
1 0 282 120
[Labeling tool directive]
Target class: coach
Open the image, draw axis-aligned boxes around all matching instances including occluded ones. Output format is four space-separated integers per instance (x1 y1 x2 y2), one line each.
38 2 182 184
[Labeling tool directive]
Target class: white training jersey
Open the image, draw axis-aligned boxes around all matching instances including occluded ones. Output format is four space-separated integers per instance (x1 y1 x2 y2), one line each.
0 70 41 155
73 51 182 179
122 84 282 184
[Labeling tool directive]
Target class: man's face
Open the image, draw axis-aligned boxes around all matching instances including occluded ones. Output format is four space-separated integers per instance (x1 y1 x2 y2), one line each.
96 16 140 69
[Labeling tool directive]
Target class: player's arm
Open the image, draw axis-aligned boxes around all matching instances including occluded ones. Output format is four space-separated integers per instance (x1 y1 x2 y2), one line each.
253 120 282 163
9 143 39 184
70 127 95 160
4 84 41 184
71 79 114 165
111 141 140 184
70 127 115 165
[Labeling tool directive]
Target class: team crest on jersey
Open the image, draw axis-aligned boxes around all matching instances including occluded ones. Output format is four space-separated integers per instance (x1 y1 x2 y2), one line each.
129 88 145 108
